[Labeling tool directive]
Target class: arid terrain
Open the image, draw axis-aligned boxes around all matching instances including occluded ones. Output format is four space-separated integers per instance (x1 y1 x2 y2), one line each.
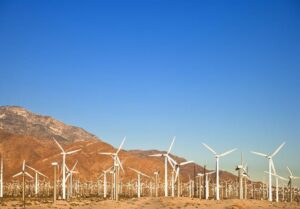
1 198 300 209
0 106 236 182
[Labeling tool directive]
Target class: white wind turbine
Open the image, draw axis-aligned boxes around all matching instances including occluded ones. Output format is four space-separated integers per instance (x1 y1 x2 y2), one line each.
198 170 215 200
13 160 34 203
53 138 81 200
264 171 288 201
168 156 193 197
149 136 175 197
251 142 285 202
202 143 237 200
100 166 113 198
286 166 300 202
99 137 126 201
235 153 248 200
25 164 48 196
129 167 150 198
66 160 78 197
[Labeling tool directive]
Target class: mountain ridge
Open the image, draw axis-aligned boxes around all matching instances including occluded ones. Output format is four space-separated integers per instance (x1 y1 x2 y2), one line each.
0 106 238 183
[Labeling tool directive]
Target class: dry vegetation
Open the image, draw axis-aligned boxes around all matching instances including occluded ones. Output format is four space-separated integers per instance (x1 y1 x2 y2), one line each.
1 198 300 209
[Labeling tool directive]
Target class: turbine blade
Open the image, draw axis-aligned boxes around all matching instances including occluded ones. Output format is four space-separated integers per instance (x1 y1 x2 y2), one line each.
264 171 288 181
128 167 139 174
167 157 175 169
99 152 114 155
202 143 217 155
25 165 48 178
219 148 237 157
25 172 33 179
293 176 300 180
140 172 150 178
116 136 126 154
65 164 70 172
66 173 71 181
207 171 216 175
251 151 268 157
104 166 113 173
22 160 25 171
149 154 163 157
66 149 81 155
117 156 124 174
53 138 65 153
167 155 177 166
271 142 285 157
180 161 193 166
287 166 293 177
71 160 78 171
175 167 180 182
13 172 23 178
167 136 176 154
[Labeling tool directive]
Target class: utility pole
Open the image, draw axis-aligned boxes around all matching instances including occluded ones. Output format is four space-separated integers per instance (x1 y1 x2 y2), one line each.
52 162 58 205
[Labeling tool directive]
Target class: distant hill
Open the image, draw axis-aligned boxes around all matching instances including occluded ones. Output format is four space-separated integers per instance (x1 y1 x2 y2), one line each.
0 106 238 183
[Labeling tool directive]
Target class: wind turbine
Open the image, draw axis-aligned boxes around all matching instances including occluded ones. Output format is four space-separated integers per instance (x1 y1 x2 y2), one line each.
13 160 33 204
100 166 113 198
129 167 150 198
286 166 300 202
235 153 247 200
153 170 160 197
66 160 78 198
25 165 48 196
149 136 175 197
168 156 193 197
53 138 81 200
251 142 285 202
198 170 215 200
264 171 288 201
202 143 237 200
99 137 126 201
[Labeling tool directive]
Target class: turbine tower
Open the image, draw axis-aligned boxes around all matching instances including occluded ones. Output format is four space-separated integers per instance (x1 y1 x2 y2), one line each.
13 160 34 203
129 167 150 198
99 137 126 201
198 170 215 200
168 156 193 197
286 166 300 202
66 160 78 197
25 164 48 196
235 153 247 200
53 138 81 200
149 136 175 197
100 166 113 198
251 142 285 202
202 143 236 200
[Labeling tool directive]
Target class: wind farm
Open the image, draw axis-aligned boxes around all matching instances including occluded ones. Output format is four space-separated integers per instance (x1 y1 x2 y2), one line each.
0 0 299 208
0 106 299 209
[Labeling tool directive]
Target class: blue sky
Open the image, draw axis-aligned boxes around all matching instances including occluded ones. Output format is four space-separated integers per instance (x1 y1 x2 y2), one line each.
0 0 300 183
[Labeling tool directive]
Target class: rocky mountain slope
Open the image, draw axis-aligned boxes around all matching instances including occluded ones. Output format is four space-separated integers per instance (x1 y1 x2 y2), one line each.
0 106 238 183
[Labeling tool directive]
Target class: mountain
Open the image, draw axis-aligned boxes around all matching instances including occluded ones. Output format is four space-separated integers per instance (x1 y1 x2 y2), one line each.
0 106 97 143
0 106 238 183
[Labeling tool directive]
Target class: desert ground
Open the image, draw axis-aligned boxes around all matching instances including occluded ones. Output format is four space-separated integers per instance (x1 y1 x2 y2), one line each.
1 198 300 209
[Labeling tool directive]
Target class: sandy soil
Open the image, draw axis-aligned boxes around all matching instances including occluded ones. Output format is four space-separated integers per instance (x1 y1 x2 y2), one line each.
1 197 300 209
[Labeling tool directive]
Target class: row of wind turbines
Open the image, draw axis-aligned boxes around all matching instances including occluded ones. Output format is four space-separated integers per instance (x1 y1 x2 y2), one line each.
0 137 299 204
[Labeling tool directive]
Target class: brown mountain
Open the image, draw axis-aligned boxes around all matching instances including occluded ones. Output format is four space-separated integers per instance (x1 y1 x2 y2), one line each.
0 106 238 183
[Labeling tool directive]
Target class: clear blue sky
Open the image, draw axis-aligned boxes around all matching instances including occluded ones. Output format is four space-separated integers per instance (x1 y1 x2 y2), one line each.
0 0 300 183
